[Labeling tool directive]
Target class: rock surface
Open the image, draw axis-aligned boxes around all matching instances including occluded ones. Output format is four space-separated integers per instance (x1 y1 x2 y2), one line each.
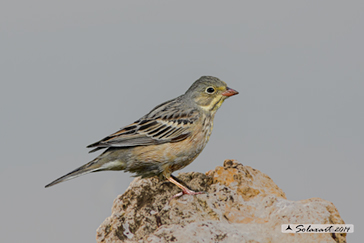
96 160 347 243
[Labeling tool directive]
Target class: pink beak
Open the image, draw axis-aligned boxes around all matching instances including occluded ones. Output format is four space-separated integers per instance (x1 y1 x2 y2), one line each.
221 87 239 97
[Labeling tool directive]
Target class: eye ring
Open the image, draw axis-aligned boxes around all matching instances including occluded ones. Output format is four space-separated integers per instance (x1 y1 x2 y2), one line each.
205 87 215 94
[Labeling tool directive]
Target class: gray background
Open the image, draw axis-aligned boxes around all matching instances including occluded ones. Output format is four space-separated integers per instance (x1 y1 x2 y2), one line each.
1 1 362 242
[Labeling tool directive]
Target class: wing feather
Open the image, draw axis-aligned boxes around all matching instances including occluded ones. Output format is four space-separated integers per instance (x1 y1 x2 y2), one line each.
87 97 200 152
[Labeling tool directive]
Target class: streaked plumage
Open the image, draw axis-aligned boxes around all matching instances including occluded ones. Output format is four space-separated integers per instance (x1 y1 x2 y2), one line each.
45 76 238 197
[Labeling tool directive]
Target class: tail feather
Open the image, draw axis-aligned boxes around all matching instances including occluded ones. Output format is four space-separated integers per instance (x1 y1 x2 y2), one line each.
45 161 102 188
45 148 127 188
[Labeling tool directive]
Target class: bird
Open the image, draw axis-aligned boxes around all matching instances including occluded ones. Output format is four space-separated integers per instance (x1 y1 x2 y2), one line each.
45 76 238 198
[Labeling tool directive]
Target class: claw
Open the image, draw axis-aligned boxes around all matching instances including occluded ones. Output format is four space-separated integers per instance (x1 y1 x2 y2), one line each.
169 188 206 202
166 175 206 202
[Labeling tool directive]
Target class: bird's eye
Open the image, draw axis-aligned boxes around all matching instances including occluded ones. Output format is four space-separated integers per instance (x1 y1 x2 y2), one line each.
205 87 215 94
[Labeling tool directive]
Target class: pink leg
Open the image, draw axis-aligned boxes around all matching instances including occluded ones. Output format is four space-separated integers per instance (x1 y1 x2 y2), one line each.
167 176 205 201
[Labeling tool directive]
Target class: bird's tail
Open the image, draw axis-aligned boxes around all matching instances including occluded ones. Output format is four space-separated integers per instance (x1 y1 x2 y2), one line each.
45 148 127 188
45 160 104 188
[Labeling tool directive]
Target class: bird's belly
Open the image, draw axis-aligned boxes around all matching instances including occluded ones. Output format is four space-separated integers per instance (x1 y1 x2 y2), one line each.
127 126 211 178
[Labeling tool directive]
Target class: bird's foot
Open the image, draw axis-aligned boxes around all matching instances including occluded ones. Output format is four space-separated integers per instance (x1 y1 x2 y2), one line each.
169 188 206 201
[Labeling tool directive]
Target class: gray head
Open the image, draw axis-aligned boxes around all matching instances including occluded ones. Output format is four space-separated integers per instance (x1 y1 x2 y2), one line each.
185 76 239 112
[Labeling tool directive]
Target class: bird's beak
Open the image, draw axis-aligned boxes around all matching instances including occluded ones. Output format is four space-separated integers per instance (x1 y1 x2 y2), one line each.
221 87 239 97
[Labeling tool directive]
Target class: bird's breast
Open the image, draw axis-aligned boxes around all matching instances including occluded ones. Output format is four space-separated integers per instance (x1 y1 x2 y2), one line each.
126 115 214 176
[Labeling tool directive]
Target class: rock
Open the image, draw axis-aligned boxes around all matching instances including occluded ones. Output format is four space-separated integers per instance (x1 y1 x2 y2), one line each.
96 160 347 243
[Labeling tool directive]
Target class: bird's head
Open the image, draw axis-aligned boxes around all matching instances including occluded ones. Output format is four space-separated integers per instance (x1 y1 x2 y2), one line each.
185 76 239 113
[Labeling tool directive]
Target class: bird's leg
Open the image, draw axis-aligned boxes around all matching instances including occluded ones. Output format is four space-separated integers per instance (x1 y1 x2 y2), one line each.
167 176 204 200
160 174 185 187
170 174 185 184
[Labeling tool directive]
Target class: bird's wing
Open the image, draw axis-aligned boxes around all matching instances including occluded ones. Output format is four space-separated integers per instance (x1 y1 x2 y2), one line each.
87 98 200 152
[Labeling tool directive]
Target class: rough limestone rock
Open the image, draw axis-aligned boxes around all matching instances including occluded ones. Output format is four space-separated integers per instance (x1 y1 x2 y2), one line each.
96 160 346 243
